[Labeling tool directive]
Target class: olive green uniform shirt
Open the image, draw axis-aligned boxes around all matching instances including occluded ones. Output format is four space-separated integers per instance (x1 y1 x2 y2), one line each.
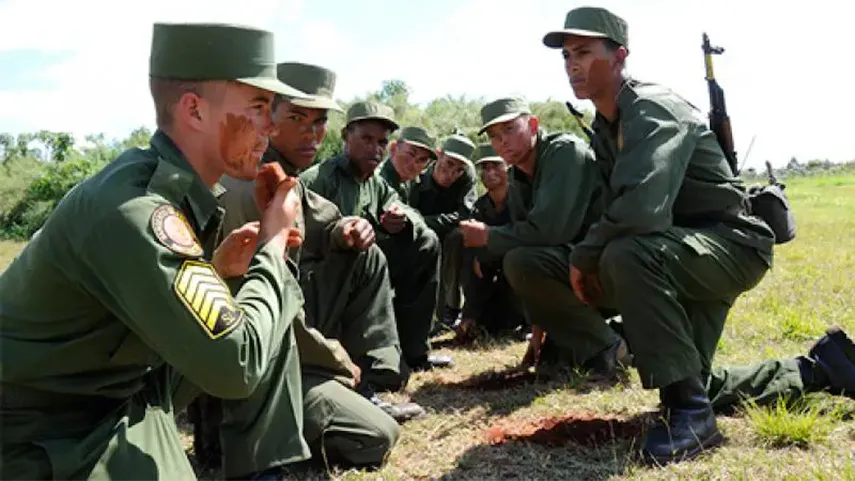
571 79 775 274
300 155 425 236
1 131 303 398
487 130 601 256
407 163 478 239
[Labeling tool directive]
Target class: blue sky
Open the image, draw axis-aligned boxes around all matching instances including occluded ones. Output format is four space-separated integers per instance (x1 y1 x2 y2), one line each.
0 0 851 169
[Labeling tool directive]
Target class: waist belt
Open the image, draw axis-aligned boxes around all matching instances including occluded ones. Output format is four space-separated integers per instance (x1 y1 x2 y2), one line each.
676 204 746 229
0 383 124 410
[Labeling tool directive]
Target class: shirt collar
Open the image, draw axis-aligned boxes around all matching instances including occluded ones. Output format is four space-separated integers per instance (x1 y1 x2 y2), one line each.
149 129 219 231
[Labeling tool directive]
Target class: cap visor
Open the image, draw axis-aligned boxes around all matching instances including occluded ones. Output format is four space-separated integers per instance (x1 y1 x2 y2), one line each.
475 157 505 165
237 77 309 99
478 112 526 135
290 96 344 113
404 140 438 160
347 115 400 132
444 151 473 167
542 29 608 48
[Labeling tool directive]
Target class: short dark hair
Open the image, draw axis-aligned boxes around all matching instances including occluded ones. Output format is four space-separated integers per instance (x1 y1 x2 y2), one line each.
603 38 623 52
149 78 227 129
149 77 203 128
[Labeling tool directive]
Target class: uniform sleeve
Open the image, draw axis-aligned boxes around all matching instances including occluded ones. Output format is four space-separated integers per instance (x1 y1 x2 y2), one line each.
424 173 478 237
78 196 303 400
486 142 598 256
571 99 695 273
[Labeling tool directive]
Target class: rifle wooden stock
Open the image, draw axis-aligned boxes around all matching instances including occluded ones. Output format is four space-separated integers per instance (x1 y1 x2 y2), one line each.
714 116 738 176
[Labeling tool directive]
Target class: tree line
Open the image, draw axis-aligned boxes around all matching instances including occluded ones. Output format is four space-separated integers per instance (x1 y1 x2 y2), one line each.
1 79 851 241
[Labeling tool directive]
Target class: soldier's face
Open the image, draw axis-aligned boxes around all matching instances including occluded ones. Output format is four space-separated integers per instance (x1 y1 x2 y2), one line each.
209 82 278 180
479 161 508 190
562 36 625 100
432 154 466 187
343 121 391 177
270 102 329 170
391 141 432 181
485 115 537 166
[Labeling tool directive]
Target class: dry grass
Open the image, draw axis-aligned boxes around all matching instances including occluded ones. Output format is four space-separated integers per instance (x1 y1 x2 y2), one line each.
2 173 855 480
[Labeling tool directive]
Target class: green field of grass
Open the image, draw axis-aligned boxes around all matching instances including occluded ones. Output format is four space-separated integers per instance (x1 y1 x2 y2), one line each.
2 173 854 480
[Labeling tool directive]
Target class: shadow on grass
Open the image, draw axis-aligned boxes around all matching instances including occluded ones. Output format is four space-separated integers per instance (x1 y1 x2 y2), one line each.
410 364 631 418
437 411 654 481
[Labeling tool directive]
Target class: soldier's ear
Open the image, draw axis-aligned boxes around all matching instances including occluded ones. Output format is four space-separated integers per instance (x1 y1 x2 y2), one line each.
176 91 206 131
614 46 628 68
528 115 540 134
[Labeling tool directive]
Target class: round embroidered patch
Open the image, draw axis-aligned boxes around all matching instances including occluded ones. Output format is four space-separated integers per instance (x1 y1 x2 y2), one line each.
151 204 204 257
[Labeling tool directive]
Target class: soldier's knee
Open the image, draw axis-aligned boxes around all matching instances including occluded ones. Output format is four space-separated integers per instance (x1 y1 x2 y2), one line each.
374 413 401 452
360 243 390 275
599 236 652 287
502 247 539 289
352 415 400 467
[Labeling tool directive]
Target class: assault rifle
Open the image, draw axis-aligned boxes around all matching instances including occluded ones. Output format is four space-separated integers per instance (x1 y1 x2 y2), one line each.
702 32 739 176
702 32 796 244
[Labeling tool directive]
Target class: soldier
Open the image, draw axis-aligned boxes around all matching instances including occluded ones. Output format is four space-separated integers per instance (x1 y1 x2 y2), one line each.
544 6 855 464
213 62 426 470
458 97 627 376
453 143 525 342
379 126 437 201
300 102 452 371
407 135 479 326
0 23 313 480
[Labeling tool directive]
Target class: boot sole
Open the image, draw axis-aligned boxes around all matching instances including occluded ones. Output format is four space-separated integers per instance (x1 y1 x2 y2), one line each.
641 430 725 466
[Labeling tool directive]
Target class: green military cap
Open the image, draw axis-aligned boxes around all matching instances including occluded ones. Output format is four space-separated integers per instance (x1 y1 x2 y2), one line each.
399 126 438 160
440 134 476 167
276 62 343 112
478 97 532 135
149 23 308 99
473 143 505 165
345 101 399 131
542 7 629 49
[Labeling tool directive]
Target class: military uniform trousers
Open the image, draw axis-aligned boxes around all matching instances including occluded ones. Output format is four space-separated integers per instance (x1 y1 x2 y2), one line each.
0 325 307 481
593 226 809 411
459 246 525 333
502 245 620 365
375 223 441 364
299 243 408 391
437 228 465 319
301 373 400 469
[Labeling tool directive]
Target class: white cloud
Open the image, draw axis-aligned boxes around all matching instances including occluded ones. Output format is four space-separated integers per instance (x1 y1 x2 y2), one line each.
0 0 852 167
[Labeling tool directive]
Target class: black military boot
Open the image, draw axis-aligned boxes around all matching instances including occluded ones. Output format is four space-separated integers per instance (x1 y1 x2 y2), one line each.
642 375 724 465
805 326 855 398
582 336 633 382
358 384 426 423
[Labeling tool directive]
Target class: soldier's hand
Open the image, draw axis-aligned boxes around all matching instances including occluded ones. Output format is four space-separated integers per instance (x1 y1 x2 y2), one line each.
342 218 376 251
212 221 260 278
349 362 362 386
473 258 483 278
459 220 488 247
260 176 302 248
519 326 544 369
380 205 407 234
570 266 601 305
